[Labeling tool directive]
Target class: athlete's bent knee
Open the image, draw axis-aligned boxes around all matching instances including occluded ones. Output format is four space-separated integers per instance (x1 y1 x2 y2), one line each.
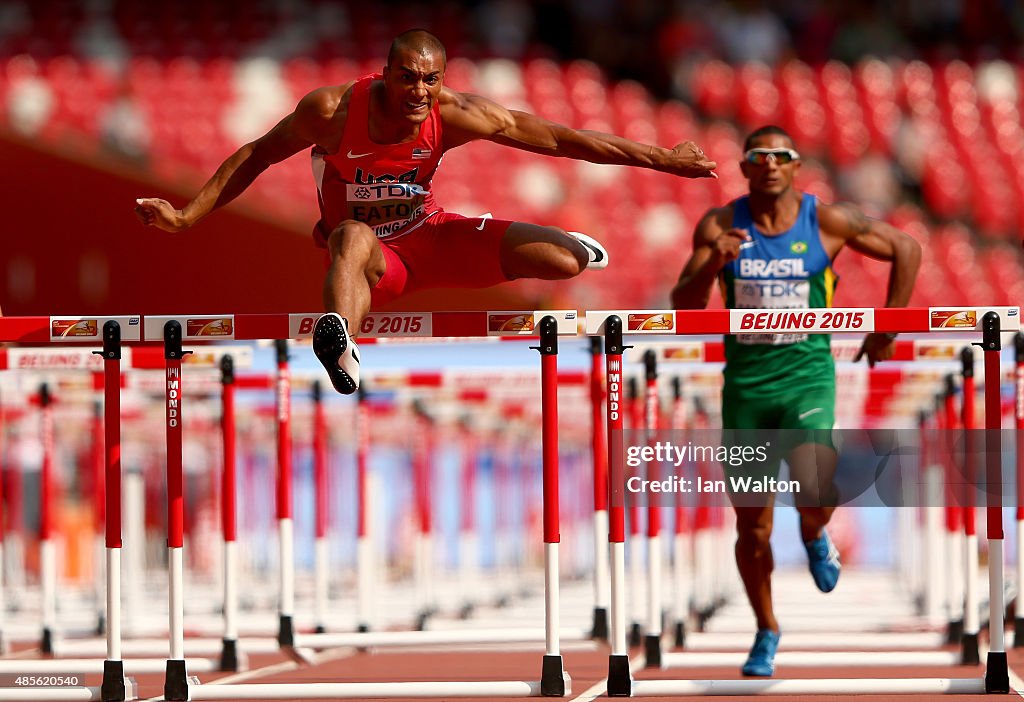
327 220 376 260
737 524 772 550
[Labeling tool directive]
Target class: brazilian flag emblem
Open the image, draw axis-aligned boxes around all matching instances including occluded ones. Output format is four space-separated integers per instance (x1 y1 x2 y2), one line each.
790 241 808 254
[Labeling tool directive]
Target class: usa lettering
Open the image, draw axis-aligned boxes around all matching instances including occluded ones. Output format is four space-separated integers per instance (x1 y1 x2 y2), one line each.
353 167 419 184
739 258 807 278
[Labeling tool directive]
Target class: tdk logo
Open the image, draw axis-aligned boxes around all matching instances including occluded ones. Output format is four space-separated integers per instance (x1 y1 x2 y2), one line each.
739 258 808 278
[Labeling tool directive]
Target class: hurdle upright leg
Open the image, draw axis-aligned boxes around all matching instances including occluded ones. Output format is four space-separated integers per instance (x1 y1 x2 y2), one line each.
642 350 662 668
980 312 1008 693
534 315 568 696
588 337 610 641
959 348 981 666
163 320 190 702
602 316 633 696
1014 332 1024 647
218 355 242 671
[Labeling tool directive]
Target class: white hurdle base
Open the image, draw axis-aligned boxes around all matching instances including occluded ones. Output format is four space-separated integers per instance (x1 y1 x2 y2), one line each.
0 657 221 675
53 637 279 657
294 627 589 649
0 688 109 701
630 677 986 696
660 650 961 668
187 679 569 699
682 631 945 650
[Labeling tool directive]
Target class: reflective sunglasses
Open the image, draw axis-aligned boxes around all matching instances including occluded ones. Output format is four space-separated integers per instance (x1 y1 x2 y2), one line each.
743 148 801 165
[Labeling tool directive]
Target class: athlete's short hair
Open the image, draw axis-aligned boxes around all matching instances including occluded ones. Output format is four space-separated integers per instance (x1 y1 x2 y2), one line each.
743 125 794 151
388 29 447 68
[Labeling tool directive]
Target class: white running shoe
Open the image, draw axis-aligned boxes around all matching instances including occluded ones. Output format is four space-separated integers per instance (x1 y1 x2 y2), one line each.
312 313 360 395
568 231 609 269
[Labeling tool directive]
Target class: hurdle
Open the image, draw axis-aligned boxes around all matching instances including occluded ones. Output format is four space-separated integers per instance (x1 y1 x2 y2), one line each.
126 310 576 699
1016 331 1024 646
0 345 290 668
642 340 995 646
587 306 1018 696
605 342 907 655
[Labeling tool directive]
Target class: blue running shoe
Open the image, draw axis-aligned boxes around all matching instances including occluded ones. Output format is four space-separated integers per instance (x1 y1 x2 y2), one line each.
804 529 841 593
741 629 780 677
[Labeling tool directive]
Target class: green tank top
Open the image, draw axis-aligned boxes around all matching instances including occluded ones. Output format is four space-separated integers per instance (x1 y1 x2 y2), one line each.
720 194 837 395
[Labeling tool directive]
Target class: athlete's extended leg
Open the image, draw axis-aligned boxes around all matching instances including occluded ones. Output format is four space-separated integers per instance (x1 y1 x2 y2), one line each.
498 223 594 280
314 221 387 395
733 497 781 676
322 220 387 326
788 443 841 592
732 497 778 633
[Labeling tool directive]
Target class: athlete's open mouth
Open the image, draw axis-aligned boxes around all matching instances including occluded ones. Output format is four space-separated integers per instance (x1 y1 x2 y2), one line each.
405 101 429 113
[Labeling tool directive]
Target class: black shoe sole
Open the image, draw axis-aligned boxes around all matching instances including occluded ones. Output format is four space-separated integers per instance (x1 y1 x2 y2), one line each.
313 314 357 395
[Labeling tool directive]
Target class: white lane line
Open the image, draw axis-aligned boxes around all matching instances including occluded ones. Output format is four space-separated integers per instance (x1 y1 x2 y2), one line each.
143 646 358 700
1007 662 1024 697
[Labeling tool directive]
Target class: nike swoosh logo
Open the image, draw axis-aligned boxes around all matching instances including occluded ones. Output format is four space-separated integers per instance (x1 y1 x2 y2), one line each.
578 240 604 263
475 213 493 231
798 407 823 420
347 150 373 159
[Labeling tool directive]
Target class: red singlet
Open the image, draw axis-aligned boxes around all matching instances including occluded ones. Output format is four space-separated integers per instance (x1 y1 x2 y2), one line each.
310 75 511 305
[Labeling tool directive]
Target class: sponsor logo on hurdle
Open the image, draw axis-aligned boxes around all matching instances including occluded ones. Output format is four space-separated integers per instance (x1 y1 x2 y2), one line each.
607 365 621 421
662 344 704 362
730 308 871 333
277 367 290 423
166 367 180 428
488 314 534 333
51 319 98 338
9 349 105 370
361 313 430 337
181 348 252 367
186 318 233 337
289 314 319 339
914 341 959 360
628 313 675 332
930 309 977 329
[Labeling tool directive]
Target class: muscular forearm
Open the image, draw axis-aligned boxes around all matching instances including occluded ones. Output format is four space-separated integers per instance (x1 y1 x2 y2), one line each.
671 257 723 309
182 143 269 226
884 237 922 308
545 128 671 170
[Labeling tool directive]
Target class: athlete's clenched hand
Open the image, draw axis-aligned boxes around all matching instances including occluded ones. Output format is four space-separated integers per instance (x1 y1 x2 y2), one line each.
854 333 896 368
134 198 190 233
711 228 751 263
667 141 718 179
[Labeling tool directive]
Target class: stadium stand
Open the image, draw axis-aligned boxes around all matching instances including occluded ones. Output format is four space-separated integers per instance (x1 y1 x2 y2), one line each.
1 0 1022 310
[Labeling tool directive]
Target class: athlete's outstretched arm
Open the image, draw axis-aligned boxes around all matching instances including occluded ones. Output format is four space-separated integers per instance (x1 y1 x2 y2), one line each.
670 208 748 309
440 91 717 179
820 202 922 365
135 88 341 232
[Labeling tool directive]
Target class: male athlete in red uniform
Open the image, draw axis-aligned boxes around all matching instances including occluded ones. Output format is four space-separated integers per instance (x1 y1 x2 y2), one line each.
135 30 717 394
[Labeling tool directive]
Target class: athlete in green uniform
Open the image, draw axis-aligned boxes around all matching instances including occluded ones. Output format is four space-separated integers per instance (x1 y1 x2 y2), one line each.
671 126 921 676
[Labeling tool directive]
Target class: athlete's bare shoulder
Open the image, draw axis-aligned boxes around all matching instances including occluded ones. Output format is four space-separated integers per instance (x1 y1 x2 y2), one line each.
694 204 734 244
293 81 356 151
438 86 514 149
437 85 471 110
